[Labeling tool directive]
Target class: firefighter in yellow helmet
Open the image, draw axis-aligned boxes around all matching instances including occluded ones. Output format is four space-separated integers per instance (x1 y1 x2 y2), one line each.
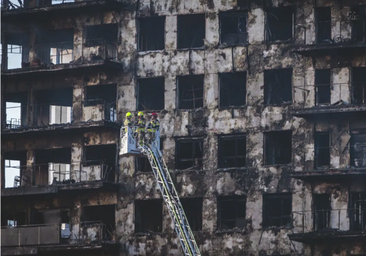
136 111 146 145
124 112 133 132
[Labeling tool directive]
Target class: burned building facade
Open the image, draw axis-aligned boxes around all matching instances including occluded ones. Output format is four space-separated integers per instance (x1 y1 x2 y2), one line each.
1 0 366 255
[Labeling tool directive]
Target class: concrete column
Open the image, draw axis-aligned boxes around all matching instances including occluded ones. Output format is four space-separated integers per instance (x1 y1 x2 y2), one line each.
22 150 35 187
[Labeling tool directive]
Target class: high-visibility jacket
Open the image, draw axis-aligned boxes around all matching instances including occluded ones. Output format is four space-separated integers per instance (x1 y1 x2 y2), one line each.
136 118 146 132
147 119 160 132
124 118 132 132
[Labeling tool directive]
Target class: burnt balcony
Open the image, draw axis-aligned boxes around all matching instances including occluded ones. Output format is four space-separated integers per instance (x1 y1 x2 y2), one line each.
289 208 366 244
291 82 366 118
1 221 118 254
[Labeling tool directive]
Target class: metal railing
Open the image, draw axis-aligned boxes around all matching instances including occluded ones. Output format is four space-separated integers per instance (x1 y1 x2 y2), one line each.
83 100 117 122
1 0 75 10
71 221 114 245
82 39 118 62
292 208 366 234
33 41 74 66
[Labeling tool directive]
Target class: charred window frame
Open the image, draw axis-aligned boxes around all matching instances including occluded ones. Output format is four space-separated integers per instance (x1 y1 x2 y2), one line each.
180 198 203 231
84 84 116 106
85 24 118 46
316 7 332 44
265 6 293 42
177 75 204 110
314 131 330 169
135 199 162 233
175 138 203 170
220 11 247 46
1 211 26 227
218 135 246 169
313 194 331 231
135 156 153 173
177 14 205 49
217 196 246 230
137 77 165 110
219 72 247 108
315 69 331 106
1 33 30 70
352 67 366 105
82 205 115 240
4 92 28 129
138 16 165 51
349 192 366 231
264 69 292 106
264 130 292 165
3 151 27 188
350 131 366 168
263 193 292 228
351 5 366 42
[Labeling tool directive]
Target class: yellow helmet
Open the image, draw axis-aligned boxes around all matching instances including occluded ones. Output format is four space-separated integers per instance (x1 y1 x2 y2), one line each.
138 111 144 117
126 112 132 117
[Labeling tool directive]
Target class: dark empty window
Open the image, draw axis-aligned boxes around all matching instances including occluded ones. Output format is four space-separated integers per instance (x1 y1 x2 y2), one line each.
218 196 246 230
237 0 248 8
350 133 366 167
138 17 165 51
85 24 118 46
138 77 165 110
220 11 247 45
263 193 292 228
180 198 202 231
266 7 293 42
176 139 203 170
264 69 292 105
316 7 331 43
82 205 115 240
220 72 246 107
351 5 366 42
352 67 366 105
135 200 162 233
136 156 152 172
313 194 330 231
314 132 330 168
84 144 116 181
177 14 205 49
85 84 116 106
315 69 331 105
177 75 204 109
1 211 26 227
349 192 366 231
265 130 292 165
219 135 246 169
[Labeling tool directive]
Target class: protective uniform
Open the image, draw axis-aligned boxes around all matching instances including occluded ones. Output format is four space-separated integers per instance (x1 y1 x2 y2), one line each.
147 112 160 143
124 112 133 132
136 111 146 145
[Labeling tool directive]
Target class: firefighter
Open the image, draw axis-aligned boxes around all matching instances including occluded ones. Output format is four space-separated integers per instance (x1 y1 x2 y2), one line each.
147 112 160 143
124 112 133 133
136 111 146 145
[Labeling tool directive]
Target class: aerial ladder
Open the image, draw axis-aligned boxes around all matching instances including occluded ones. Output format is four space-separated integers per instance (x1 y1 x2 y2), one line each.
120 126 201 256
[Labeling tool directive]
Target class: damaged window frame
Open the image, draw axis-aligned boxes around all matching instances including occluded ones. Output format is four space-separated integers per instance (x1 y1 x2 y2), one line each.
219 72 247 108
351 67 366 105
350 129 366 168
314 131 330 169
264 68 293 106
84 24 118 47
220 11 248 46
135 199 163 233
351 5 366 43
313 194 331 231
137 77 165 111
84 84 117 121
218 134 246 171
264 130 292 166
1 33 30 70
217 196 246 231
315 69 331 106
262 193 292 228
138 16 165 52
180 198 203 231
175 138 204 171
177 75 204 110
177 14 206 50
315 7 332 44
4 92 28 129
349 192 366 231
265 6 294 43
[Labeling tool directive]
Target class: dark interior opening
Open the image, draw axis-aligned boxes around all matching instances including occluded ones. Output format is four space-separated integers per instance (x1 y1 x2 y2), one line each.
138 77 165 110
351 5 366 42
139 17 165 51
219 135 246 168
84 144 116 181
136 156 153 173
263 193 292 228
220 72 247 108
350 133 366 168
84 84 116 121
176 139 203 170
313 194 330 231
314 131 330 168
1 211 26 227
220 11 247 45
315 69 331 105
349 192 366 231
82 205 115 240
352 67 366 105
135 200 162 233
264 69 292 105
180 198 203 231
178 75 204 109
266 6 293 42
177 14 205 49
218 196 246 230
316 7 331 43
237 0 248 9
265 130 292 165
85 24 118 46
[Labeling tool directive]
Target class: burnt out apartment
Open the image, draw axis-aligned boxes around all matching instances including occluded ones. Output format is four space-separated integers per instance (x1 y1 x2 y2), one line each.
1 0 366 256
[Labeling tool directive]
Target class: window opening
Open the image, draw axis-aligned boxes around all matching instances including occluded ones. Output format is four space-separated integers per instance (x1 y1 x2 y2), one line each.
177 75 204 109
138 17 165 51
176 139 203 170
85 24 118 46
263 193 292 228
219 135 246 169
264 69 292 105
2 211 26 227
218 196 246 230
266 7 293 42
135 200 162 233
177 14 205 49
82 205 115 240
265 130 292 165
180 198 202 231
136 156 152 173
1 33 29 70
85 84 116 121
350 192 366 231
220 72 247 108
315 69 331 105
220 11 247 45
351 5 366 42
314 131 330 168
350 132 366 168
313 194 331 231
137 77 165 110
316 7 332 43
84 144 116 181
352 67 366 105
3 151 26 188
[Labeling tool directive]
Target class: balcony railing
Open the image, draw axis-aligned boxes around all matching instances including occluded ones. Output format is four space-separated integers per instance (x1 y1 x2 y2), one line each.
34 41 74 66
82 39 118 62
1 0 74 10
